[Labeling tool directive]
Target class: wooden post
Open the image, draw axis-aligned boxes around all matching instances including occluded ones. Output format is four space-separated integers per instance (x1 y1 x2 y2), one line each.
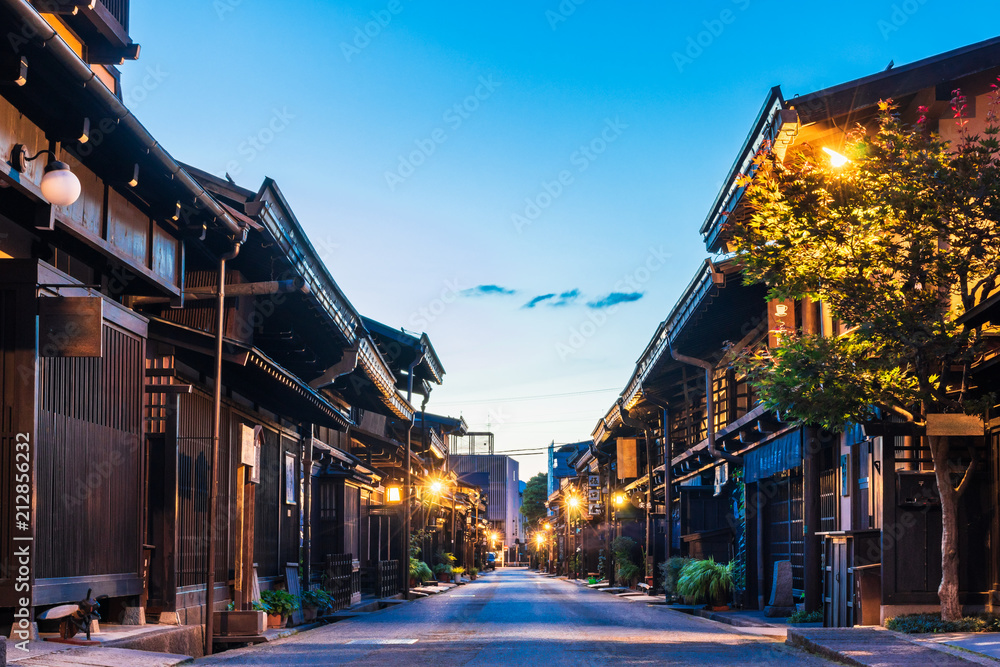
234 464 246 609
803 427 822 612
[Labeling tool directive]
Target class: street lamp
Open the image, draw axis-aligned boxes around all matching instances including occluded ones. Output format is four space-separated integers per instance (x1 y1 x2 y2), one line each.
564 493 581 578
822 146 850 168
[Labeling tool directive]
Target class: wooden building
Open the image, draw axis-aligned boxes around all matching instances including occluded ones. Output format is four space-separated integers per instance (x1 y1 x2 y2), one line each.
0 0 454 634
587 36 1000 624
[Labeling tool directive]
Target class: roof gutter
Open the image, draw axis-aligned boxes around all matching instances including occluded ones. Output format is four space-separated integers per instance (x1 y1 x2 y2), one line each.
669 342 742 465
5 0 243 236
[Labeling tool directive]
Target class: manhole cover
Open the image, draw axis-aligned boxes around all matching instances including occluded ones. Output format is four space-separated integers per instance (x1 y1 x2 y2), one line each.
346 639 419 645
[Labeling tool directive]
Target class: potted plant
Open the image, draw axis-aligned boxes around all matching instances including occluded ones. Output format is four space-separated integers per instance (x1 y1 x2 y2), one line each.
301 589 333 622
676 558 734 611
260 589 299 628
452 566 466 583
612 537 642 588
468 567 478 581
410 558 433 587
660 557 693 603
434 563 453 583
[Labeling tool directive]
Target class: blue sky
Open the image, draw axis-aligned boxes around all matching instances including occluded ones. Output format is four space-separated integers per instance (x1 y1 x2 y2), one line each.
124 1 997 478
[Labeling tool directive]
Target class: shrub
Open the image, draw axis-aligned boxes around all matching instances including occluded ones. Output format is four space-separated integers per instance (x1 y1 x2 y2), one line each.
469 567 479 577
260 589 299 617
788 609 823 624
433 563 453 575
611 537 642 583
301 588 333 610
886 613 1000 634
659 557 693 596
676 558 733 605
409 558 433 581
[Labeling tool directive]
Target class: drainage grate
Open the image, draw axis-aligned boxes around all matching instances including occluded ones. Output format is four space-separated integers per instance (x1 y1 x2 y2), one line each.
346 639 419 645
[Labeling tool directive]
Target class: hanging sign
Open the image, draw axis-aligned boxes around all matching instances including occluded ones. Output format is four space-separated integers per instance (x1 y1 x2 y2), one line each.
768 298 795 348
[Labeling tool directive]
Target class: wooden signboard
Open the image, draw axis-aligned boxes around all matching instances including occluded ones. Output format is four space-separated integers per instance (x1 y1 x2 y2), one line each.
767 298 795 348
926 413 984 436
617 437 638 480
38 296 103 357
285 563 304 626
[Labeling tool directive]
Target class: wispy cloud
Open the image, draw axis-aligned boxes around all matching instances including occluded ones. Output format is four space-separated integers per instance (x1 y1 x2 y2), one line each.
552 289 580 307
523 293 555 308
522 289 582 309
587 292 644 309
461 284 517 297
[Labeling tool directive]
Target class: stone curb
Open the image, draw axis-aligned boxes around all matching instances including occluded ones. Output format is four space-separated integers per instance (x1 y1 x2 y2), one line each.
785 628 866 667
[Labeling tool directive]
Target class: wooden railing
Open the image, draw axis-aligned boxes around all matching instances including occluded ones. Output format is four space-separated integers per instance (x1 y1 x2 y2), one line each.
322 554 360 611
99 0 128 32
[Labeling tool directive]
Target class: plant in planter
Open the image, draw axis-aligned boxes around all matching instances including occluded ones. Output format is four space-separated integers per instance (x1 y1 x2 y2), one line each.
409 558 433 587
676 558 734 611
468 567 478 581
660 557 693 603
260 589 299 628
433 563 453 583
301 589 333 621
452 566 466 583
611 537 642 587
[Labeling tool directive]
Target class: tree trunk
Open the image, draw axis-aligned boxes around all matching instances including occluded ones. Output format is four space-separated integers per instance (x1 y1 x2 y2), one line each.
928 435 963 621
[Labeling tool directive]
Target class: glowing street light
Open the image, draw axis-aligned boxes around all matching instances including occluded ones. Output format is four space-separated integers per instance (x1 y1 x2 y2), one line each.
544 522 551 530
613 493 626 508
822 146 851 168
567 495 580 509
430 480 444 494
536 533 545 547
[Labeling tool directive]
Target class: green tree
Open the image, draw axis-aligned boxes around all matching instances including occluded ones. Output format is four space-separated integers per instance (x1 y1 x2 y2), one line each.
730 90 1000 621
520 473 548 524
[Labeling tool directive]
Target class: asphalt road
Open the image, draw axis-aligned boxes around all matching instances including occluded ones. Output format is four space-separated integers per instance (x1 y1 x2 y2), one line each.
197 569 833 666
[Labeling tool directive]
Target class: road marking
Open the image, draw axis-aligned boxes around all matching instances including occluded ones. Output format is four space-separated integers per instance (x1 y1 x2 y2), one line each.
450 594 476 597
346 639 419 645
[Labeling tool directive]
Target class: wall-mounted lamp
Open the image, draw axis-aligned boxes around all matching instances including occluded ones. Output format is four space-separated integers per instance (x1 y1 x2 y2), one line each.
613 493 626 508
11 144 81 207
386 485 401 503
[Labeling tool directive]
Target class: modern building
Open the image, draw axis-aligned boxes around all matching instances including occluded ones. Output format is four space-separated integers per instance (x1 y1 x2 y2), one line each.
451 454 521 562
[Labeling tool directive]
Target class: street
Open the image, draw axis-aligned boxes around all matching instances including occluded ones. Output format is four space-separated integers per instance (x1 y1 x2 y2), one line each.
196 569 832 666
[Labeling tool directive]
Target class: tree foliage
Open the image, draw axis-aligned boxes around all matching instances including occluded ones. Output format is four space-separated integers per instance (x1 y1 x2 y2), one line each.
733 91 1000 428
520 472 548 524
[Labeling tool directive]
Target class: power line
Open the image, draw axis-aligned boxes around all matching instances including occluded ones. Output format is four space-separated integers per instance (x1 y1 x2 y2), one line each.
432 386 620 406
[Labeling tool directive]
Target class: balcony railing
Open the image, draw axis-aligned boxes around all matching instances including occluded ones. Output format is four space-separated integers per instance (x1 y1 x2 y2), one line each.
99 0 128 33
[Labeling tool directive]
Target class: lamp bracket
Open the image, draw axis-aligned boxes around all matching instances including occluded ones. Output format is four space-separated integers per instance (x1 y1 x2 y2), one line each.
11 144 57 172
